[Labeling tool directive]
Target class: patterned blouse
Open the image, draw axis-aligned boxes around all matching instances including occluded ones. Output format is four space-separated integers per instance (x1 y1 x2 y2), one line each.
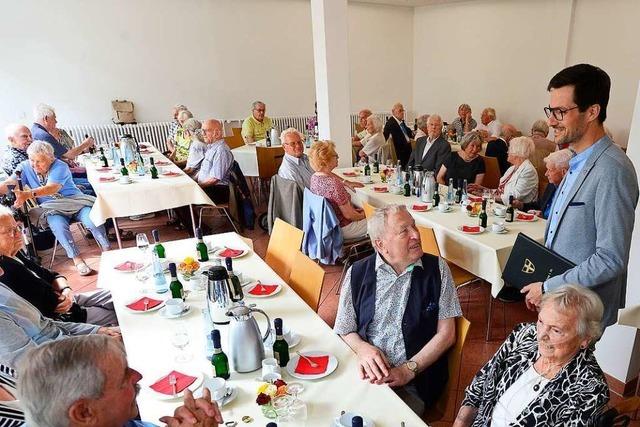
0 146 27 176
0 364 23 426
462 323 608 426
310 173 351 227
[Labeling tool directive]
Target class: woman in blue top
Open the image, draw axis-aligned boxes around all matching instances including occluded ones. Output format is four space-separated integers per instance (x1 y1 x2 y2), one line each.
0 141 109 276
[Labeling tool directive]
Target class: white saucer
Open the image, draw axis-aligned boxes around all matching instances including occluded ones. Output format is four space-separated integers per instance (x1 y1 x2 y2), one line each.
334 412 375 427
437 206 453 213
285 351 338 380
158 304 192 319
491 228 508 234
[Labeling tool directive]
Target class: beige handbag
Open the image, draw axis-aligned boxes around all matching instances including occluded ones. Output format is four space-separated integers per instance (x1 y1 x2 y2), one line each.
111 100 136 124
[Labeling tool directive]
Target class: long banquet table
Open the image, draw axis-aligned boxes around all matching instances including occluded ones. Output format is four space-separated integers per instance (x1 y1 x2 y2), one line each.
82 146 215 247
98 232 427 426
335 168 547 297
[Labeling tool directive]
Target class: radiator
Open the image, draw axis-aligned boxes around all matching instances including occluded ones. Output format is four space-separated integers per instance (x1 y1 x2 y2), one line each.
62 112 391 150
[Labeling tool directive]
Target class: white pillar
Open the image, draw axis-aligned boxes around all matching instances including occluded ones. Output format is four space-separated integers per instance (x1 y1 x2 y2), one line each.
310 0 352 168
595 81 640 391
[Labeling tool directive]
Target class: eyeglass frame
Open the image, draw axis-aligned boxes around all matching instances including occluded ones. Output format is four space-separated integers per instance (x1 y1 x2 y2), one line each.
0 224 24 236
544 105 579 121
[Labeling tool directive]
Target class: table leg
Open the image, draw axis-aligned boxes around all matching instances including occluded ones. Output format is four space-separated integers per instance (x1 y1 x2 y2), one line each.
112 217 123 250
189 205 197 236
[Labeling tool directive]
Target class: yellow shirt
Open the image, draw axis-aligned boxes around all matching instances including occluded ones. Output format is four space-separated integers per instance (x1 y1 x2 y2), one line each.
241 115 273 141
174 128 191 162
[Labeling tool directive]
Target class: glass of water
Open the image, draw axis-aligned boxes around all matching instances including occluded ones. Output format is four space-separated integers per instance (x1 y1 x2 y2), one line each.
171 325 191 363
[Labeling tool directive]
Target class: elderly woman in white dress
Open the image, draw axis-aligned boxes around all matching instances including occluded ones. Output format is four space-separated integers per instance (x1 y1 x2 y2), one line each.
470 136 538 205
358 116 386 163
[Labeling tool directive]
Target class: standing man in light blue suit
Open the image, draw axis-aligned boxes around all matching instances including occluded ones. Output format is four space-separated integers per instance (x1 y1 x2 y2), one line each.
522 64 639 329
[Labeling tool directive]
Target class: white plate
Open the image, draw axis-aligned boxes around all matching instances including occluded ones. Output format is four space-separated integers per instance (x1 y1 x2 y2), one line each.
213 248 249 259
158 304 192 319
436 206 453 213
244 282 282 298
286 351 338 380
123 296 165 314
491 228 509 234
147 371 203 401
265 330 301 349
335 412 375 427
457 226 485 235
113 261 147 273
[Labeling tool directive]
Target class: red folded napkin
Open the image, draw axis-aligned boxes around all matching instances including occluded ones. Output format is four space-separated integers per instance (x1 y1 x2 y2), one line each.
126 297 163 311
412 204 428 211
468 196 483 203
162 171 180 177
114 261 144 272
99 177 115 182
373 186 388 193
218 247 244 258
139 144 149 149
517 213 534 220
149 370 197 395
462 226 481 233
156 160 171 166
248 284 279 296
343 172 357 177
96 167 111 172
140 149 152 154
295 355 329 375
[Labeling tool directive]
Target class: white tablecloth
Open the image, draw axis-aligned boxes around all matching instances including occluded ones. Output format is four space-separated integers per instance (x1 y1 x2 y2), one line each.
83 147 215 225
336 168 547 296
97 232 427 426
231 141 278 177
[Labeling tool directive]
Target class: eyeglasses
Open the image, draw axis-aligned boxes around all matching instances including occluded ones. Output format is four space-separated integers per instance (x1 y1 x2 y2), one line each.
0 224 23 236
544 105 579 121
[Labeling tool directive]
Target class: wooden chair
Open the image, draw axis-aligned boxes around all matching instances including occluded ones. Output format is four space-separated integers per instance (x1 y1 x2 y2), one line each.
223 134 245 150
256 145 285 202
265 218 304 282
424 316 471 422
381 136 398 165
362 201 376 219
288 251 326 311
481 155 501 189
231 127 242 138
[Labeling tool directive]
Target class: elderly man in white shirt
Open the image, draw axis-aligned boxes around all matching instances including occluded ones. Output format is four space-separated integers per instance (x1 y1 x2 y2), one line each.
475 108 502 141
277 127 314 189
358 116 386 163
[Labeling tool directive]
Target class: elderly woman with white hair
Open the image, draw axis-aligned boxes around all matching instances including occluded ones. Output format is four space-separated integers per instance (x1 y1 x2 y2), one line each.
513 149 572 219
470 136 538 205
0 141 109 276
182 118 206 177
454 284 608 426
358 115 385 163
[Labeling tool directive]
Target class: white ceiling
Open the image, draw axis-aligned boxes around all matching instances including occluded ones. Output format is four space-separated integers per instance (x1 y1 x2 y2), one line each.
350 0 474 7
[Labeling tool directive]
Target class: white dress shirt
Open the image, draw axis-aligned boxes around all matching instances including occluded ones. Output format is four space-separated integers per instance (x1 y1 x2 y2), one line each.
475 119 502 138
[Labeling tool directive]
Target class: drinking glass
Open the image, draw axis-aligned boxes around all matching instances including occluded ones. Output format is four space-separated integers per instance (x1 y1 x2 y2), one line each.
171 325 191 363
489 189 496 209
136 233 150 252
135 233 150 291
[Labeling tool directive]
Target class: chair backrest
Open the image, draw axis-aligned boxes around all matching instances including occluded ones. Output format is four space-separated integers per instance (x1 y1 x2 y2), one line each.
481 155 501 189
267 174 304 234
381 136 397 165
265 218 304 282
417 225 441 256
362 201 376 219
288 251 325 311
256 146 285 180
433 316 471 416
224 134 245 150
231 127 242 138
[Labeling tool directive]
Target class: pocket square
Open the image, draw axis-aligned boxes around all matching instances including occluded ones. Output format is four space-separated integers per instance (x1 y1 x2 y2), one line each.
568 202 585 206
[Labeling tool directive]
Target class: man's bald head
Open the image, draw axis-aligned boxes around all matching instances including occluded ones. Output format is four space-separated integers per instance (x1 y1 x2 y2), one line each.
500 124 518 142
5 124 32 150
202 119 223 143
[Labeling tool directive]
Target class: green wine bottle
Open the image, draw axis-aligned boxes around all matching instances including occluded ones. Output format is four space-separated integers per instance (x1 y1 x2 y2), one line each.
99 147 109 168
505 195 515 223
195 227 209 262
151 229 165 258
168 263 184 300
403 172 411 197
119 158 129 176
150 157 159 179
272 318 290 367
211 329 230 379
225 257 244 301
364 160 371 176
479 199 488 228
433 189 440 207
372 154 379 174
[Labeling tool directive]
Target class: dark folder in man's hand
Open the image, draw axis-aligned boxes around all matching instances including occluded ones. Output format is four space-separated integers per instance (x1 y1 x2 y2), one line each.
502 233 575 289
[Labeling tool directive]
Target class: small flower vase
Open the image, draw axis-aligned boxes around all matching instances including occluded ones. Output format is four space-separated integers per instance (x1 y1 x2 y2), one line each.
260 404 277 419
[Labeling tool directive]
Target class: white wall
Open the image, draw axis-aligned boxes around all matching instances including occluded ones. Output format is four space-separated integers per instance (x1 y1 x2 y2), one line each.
413 0 640 146
0 0 414 129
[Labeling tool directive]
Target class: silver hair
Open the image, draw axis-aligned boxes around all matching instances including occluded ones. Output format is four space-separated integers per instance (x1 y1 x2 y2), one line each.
367 115 383 133
33 103 56 122
539 284 604 341
279 127 304 144
4 123 23 140
252 101 265 110
177 110 193 121
543 149 572 170
483 107 496 120
367 204 407 246
26 140 55 159
458 103 471 112
416 114 430 130
0 205 14 219
427 114 442 125
18 335 124 427
182 118 201 132
508 136 535 159
460 131 482 150
173 104 188 111
531 119 549 137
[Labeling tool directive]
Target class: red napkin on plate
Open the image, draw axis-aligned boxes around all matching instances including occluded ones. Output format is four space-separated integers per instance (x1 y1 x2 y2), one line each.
218 247 244 258
295 355 329 375
96 167 111 172
343 172 357 177
99 177 115 182
462 226 481 233
517 213 534 220
248 284 279 296
149 370 197 395
156 161 171 166
162 171 180 177
126 297 163 311
412 204 428 211
373 186 388 193
114 261 144 272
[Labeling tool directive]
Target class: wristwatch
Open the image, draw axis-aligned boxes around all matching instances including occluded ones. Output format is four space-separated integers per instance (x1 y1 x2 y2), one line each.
404 360 418 375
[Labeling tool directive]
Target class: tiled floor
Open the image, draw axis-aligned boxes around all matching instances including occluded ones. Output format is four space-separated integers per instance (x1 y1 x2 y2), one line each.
54 208 638 425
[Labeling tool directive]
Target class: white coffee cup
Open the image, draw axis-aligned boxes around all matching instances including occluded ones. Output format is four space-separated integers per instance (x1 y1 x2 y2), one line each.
494 206 506 216
261 357 280 378
491 222 505 233
165 298 184 315
119 175 131 184
438 201 450 212
262 372 282 383
206 377 227 400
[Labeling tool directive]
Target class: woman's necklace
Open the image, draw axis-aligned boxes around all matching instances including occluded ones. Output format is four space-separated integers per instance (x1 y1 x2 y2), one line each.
532 356 568 391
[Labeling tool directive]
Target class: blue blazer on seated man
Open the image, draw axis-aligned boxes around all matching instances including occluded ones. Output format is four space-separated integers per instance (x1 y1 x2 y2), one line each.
333 205 461 415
